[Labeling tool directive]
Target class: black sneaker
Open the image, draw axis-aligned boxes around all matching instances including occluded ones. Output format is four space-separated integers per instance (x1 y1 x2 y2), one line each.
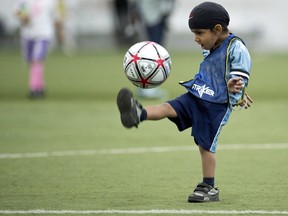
117 88 143 128
188 182 220 203
28 90 45 99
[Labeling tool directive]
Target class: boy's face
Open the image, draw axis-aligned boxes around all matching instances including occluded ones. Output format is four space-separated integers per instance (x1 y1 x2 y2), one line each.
191 29 219 50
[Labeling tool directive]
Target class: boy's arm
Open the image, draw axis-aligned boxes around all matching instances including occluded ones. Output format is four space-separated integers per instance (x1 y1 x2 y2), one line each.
15 9 29 26
227 39 252 109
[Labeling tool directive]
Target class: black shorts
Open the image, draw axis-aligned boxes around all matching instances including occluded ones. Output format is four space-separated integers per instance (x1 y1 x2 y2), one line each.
167 93 231 153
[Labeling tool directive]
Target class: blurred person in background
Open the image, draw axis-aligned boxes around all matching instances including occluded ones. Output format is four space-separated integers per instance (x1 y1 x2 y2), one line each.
0 16 6 38
112 0 137 46
131 0 175 99
112 0 175 99
14 0 62 99
56 0 79 56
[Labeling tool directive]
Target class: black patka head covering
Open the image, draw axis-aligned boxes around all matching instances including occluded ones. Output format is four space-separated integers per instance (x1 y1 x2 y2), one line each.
188 1 230 29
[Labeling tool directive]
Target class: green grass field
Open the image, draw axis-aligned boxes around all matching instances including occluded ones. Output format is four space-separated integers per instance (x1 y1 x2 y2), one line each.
0 49 288 216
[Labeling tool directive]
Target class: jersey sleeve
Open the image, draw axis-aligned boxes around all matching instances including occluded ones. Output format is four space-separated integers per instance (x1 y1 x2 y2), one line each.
229 39 251 80
228 39 252 106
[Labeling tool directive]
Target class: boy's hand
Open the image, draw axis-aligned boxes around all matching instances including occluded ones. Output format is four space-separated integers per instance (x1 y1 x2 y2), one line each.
228 77 253 109
16 12 30 25
227 77 244 93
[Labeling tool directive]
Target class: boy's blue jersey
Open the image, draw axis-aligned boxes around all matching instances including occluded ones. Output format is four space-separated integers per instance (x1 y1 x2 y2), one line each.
180 33 251 105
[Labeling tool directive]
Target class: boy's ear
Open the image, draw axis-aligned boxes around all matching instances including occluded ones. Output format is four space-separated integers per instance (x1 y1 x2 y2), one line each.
213 24 223 34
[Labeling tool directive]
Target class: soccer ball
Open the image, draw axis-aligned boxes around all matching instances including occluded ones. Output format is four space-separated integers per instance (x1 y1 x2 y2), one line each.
123 41 172 89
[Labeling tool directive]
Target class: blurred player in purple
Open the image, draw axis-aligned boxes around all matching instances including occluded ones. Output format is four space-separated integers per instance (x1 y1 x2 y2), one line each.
15 0 62 98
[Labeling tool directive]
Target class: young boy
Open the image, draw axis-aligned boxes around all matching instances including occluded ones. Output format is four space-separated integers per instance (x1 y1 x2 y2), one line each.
117 1 252 202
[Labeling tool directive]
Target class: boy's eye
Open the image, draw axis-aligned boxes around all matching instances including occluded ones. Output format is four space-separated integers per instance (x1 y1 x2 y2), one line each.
192 30 203 36
194 31 202 36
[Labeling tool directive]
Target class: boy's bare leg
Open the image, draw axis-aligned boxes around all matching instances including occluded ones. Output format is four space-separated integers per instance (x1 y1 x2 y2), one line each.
188 146 219 202
145 103 177 120
199 146 216 178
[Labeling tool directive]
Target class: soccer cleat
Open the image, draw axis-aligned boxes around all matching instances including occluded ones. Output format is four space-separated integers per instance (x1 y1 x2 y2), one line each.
188 182 220 203
117 88 143 128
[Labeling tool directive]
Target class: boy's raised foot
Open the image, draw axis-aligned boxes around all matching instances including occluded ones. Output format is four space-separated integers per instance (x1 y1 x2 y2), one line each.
117 88 143 128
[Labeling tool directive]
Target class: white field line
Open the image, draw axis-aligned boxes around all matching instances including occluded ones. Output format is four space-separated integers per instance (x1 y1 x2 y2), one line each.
0 209 288 215
0 143 288 159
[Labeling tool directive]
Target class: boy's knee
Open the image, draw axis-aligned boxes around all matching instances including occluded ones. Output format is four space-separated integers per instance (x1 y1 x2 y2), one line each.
164 102 177 118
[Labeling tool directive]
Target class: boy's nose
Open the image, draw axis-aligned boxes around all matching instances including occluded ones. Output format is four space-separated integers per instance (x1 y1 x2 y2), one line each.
194 36 200 43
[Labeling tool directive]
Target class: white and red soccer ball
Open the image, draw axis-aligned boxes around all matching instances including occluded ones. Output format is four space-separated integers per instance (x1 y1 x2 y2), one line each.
123 41 172 89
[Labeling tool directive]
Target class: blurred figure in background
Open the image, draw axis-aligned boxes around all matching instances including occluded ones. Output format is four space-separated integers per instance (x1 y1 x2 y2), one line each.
134 0 175 46
131 0 175 99
14 0 62 99
112 0 137 47
57 0 79 56
0 15 6 38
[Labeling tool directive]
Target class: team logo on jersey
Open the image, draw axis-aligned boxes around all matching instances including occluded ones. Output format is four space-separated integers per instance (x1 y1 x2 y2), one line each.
192 84 214 98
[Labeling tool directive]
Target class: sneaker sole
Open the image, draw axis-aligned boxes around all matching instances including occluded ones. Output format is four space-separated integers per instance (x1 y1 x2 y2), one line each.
188 194 220 203
117 88 138 128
